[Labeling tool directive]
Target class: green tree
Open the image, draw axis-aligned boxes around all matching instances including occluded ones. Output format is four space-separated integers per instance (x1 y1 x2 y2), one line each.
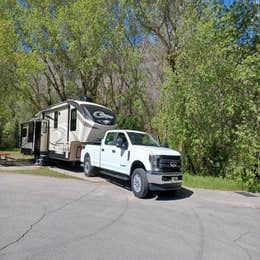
10 0 112 103
0 13 19 148
8 0 151 128
0 6 45 148
153 2 259 190
230 51 260 191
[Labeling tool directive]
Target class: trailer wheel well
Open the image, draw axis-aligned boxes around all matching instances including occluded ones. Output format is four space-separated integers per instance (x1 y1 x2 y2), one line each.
130 161 146 176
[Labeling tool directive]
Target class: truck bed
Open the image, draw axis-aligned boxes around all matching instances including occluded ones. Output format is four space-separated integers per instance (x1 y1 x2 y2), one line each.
81 143 101 167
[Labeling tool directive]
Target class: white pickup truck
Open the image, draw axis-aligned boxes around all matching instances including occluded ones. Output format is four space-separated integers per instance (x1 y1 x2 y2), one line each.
80 130 182 198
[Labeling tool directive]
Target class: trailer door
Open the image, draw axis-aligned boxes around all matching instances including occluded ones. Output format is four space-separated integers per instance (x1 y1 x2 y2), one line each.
40 120 49 152
21 122 34 154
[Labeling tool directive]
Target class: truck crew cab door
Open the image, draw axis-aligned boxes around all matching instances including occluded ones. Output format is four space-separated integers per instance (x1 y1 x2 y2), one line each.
114 132 129 174
100 132 117 171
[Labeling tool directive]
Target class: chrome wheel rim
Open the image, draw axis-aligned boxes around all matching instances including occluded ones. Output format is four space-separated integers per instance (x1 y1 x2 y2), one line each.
133 174 142 193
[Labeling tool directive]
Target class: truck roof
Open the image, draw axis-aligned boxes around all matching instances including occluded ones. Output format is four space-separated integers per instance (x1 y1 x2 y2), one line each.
107 129 147 134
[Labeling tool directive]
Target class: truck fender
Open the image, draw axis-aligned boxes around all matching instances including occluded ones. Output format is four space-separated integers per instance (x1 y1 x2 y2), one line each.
130 161 146 176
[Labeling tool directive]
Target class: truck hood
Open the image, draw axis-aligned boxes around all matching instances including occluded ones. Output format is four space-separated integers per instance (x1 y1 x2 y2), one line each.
132 146 181 156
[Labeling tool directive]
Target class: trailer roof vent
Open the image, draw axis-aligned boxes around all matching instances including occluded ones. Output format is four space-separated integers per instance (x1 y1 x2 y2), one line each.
80 96 93 102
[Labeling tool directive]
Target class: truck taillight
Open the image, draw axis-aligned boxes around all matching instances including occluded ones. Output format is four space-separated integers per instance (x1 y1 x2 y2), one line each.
76 146 82 158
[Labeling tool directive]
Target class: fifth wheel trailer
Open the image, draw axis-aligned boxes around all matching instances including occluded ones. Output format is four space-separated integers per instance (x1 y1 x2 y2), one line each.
21 99 116 163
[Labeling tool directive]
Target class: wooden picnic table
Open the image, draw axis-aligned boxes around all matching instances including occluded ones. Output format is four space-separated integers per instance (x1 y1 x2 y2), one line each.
0 152 16 166
0 152 10 160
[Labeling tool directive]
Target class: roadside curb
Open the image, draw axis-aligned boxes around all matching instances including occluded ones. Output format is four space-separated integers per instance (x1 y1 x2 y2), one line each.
0 165 106 184
0 165 40 171
48 167 107 184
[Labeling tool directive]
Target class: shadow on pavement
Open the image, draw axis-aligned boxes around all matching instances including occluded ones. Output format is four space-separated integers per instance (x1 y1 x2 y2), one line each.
52 164 193 201
51 161 83 173
98 172 193 201
235 191 258 198
155 188 193 201
98 173 131 190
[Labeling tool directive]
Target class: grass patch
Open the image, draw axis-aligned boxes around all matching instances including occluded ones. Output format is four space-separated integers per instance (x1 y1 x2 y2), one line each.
0 167 83 181
183 173 247 191
0 150 33 160
0 148 20 152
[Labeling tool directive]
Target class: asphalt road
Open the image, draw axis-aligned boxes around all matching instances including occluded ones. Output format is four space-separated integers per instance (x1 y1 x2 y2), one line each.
0 173 260 260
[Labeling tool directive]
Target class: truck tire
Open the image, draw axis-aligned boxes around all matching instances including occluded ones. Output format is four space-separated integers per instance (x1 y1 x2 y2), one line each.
131 168 149 198
84 154 96 177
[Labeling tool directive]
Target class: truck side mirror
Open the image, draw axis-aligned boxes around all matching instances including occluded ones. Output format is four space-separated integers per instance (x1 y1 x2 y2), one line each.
116 138 128 149
157 135 161 146
122 142 128 149
116 138 123 147
163 142 169 148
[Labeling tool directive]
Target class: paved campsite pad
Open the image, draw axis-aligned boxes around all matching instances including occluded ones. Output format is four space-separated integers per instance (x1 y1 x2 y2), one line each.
0 173 260 260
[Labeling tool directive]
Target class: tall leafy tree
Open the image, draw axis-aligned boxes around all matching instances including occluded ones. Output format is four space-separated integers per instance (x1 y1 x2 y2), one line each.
153 1 259 190
0 14 17 147
10 0 114 103
2 0 151 133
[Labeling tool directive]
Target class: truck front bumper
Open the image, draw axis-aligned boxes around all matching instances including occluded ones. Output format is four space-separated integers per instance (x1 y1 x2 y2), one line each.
147 171 182 191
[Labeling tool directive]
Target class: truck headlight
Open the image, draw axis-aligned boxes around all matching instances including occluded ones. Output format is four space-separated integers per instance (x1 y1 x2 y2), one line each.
149 155 160 170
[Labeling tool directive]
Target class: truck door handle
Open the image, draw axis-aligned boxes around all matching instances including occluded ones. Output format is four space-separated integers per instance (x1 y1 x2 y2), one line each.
101 148 104 151
112 150 115 153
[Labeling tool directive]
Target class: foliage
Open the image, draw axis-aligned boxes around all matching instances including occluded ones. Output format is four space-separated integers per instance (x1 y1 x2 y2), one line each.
183 173 247 191
227 51 260 192
0 14 18 148
1 0 149 127
0 9 44 148
153 2 259 190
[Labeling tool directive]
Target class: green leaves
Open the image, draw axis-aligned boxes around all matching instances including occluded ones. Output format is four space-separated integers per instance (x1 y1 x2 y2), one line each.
152 2 259 190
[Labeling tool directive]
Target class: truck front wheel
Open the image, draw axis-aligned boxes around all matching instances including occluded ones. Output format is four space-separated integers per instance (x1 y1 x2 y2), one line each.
84 155 96 177
131 168 149 198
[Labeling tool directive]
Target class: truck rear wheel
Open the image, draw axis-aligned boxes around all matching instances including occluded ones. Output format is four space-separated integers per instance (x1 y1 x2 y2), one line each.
131 168 149 198
84 155 96 177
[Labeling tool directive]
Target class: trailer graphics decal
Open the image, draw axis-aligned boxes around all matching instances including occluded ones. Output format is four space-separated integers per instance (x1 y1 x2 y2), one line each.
93 111 114 120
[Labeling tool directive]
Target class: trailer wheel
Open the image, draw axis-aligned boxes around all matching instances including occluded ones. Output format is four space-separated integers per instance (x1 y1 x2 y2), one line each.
84 155 96 177
131 168 149 198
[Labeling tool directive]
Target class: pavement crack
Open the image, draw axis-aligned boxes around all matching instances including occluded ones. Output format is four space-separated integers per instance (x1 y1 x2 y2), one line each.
0 186 99 255
29 193 130 259
191 208 205 260
47 186 100 215
0 207 46 253
233 231 252 260
73 195 129 242
233 231 250 244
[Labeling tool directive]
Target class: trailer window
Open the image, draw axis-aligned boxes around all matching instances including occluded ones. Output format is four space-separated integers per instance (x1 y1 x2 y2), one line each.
54 111 58 128
70 108 77 131
42 121 48 133
28 122 34 143
105 132 116 145
22 127 27 138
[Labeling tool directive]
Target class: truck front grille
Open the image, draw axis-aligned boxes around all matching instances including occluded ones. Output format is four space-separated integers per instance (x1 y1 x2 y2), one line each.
159 155 182 172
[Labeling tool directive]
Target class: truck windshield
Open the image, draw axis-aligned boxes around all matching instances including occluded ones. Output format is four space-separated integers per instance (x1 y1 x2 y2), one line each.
127 132 159 147
81 105 116 125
